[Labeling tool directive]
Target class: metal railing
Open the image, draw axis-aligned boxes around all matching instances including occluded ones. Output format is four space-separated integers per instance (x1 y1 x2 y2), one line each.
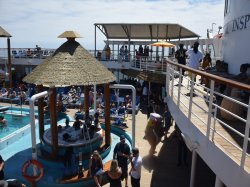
166 60 250 172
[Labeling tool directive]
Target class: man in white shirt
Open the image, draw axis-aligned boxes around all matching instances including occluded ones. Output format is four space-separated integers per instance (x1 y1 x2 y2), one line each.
186 41 203 82
129 148 142 187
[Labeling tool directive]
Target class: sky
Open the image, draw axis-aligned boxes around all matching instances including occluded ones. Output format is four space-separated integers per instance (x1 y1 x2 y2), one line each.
0 0 224 50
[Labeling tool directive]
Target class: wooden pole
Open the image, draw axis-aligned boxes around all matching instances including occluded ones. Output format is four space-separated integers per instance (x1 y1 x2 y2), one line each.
84 86 89 112
104 84 111 146
50 87 58 159
37 85 45 140
7 38 12 88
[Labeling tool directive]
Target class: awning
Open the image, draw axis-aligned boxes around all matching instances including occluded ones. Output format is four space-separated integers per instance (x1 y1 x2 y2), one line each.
95 23 200 40
121 69 166 84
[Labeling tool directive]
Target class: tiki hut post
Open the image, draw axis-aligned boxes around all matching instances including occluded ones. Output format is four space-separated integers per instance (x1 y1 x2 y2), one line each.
7 38 12 88
49 86 58 158
104 83 111 146
84 86 89 112
37 85 45 140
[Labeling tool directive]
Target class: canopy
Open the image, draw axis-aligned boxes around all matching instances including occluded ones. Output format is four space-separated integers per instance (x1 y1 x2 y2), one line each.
95 23 200 40
0 26 11 37
121 69 166 84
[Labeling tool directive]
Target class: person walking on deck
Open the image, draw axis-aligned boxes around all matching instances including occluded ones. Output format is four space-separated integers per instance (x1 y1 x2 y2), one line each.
186 41 203 84
175 43 187 84
113 135 131 187
163 105 173 135
107 159 122 187
129 148 142 187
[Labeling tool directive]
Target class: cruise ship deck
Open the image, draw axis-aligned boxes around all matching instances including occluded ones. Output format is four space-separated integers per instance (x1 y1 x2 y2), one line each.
0 22 249 186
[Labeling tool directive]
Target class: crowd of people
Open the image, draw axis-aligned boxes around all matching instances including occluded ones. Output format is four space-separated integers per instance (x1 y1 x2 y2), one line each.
61 136 142 187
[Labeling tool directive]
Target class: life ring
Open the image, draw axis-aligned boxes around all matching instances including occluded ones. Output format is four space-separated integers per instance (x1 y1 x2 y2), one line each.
22 159 44 182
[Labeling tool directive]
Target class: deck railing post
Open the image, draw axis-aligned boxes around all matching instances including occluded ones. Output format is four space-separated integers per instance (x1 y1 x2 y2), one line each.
171 67 174 99
212 105 218 142
188 74 195 120
206 80 215 139
166 64 170 96
177 67 182 107
240 98 250 168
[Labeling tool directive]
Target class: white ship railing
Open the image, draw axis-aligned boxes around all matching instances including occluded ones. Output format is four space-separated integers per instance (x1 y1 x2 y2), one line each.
166 60 250 172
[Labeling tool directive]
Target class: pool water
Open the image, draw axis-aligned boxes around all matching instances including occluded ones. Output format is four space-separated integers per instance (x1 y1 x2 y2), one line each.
0 106 73 139
0 113 30 139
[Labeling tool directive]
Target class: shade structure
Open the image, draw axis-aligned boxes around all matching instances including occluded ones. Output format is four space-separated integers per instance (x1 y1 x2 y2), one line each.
95 23 200 40
0 26 12 37
121 69 165 84
23 39 116 87
150 41 175 59
150 41 175 47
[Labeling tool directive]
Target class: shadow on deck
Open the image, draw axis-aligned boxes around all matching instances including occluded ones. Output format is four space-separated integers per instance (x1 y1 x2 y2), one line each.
142 132 216 187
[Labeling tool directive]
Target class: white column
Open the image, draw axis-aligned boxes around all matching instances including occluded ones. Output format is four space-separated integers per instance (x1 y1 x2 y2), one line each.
215 176 224 187
190 150 197 187
109 84 136 148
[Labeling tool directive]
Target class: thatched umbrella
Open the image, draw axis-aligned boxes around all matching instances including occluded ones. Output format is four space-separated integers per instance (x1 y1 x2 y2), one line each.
23 32 115 86
0 26 12 87
23 31 116 158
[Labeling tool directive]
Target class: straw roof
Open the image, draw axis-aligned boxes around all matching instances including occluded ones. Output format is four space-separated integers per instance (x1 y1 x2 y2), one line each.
23 39 116 87
0 26 11 37
58 31 82 38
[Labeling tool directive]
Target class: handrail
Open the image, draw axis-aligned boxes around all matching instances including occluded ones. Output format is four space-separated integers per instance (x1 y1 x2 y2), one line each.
166 60 250 91
166 62 250 172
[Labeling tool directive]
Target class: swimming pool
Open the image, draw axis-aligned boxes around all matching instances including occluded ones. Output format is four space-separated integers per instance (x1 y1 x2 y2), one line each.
0 113 30 139
0 106 73 150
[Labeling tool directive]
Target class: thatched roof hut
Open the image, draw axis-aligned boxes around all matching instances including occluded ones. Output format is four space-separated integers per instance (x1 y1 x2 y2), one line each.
23 32 116 86
23 31 115 158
